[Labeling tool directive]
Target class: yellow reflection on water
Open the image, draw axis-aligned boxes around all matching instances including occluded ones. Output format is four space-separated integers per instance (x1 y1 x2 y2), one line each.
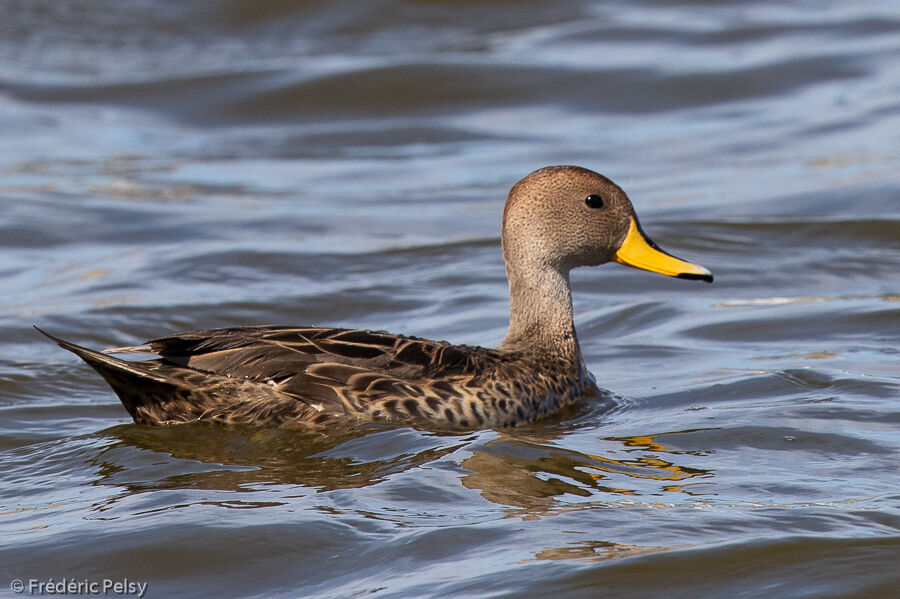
459 430 715 514
523 540 676 563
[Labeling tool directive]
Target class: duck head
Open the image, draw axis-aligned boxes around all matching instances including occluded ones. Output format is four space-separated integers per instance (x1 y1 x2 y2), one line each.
502 165 713 282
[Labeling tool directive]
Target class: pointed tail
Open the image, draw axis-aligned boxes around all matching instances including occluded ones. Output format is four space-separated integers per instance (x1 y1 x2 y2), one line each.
37 327 311 426
35 326 166 382
35 326 180 423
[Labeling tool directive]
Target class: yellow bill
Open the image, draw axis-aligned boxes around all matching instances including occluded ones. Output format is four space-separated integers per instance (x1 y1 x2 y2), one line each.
614 219 713 282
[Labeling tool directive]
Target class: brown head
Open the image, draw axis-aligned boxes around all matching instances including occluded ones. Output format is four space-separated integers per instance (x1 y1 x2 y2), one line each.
501 165 713 281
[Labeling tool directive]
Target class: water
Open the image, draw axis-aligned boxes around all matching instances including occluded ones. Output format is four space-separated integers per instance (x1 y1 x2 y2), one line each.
1 1 898 597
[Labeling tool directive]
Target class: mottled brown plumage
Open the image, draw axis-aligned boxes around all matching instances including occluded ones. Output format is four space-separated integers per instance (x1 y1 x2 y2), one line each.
41 166 712 429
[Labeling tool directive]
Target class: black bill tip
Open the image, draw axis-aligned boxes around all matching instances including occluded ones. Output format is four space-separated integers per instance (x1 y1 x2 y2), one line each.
677 272 714 283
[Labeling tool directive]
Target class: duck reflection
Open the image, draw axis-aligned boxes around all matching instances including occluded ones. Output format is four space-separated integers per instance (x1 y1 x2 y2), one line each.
88 418 714 516
526 540 671 562
91 422 468 495
459 428 714 513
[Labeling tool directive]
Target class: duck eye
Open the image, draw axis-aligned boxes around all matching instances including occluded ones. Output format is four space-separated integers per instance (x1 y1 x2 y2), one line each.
584 194 604 209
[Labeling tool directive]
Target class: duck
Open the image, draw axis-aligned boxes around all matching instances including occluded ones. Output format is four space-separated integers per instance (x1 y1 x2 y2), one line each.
39 165 712 429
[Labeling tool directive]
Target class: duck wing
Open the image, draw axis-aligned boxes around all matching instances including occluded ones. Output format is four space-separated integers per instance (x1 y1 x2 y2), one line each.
136 325 506 425
141 325 496 384
44 325 505 427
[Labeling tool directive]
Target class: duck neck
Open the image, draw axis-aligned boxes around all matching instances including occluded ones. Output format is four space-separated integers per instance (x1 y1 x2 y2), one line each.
500 262 581 361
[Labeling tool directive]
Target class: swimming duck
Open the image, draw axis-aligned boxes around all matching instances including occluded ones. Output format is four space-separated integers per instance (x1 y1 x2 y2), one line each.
40 165 712 429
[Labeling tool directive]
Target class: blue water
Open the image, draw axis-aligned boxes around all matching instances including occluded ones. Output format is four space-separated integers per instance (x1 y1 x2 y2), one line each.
1 1 898 597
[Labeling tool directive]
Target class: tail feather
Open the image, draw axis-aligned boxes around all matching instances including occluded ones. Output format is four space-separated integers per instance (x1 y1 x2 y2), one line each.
35 326 188 423
102 344 154 355
35 327 166 382
36 326 310 426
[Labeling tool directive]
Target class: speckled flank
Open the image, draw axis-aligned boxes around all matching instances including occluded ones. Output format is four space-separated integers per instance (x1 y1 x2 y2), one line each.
43 166 709 430
44 326 597 429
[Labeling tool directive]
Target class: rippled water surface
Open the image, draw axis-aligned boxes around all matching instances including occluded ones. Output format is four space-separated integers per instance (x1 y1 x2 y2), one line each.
1 1 898 597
